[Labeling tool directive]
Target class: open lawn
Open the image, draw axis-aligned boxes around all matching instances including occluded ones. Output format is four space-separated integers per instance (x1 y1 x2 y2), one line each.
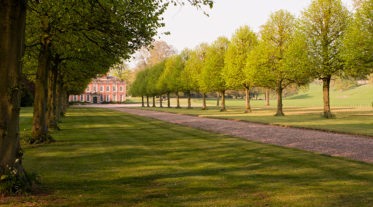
2 107 373 206
131 84 373 136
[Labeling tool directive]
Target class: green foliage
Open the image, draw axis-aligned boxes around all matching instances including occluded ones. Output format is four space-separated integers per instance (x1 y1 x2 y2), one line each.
341 0 373 78
146 61 167 96
159 54 186 93
332 76 359 91
299 0 350 78
223 26 258 89
200 37 229 92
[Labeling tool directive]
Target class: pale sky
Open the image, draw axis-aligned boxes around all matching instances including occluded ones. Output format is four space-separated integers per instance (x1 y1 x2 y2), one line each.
157 0 354 52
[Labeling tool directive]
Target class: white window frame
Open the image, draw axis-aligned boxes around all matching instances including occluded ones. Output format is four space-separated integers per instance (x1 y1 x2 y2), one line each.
106 95 110 102
93 86 96 92
87 95 90 102
106 86 110 92
113 86 116 92
87 86 90 92
100 86 104 92
120 86 123 92
80 95 84 101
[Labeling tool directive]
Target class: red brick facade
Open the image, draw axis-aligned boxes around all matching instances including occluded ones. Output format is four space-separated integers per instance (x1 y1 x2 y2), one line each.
69 76 126 103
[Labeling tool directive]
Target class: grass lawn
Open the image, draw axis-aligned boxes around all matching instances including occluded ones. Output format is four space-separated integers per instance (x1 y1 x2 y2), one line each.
131 84 373 137
2 107 373 206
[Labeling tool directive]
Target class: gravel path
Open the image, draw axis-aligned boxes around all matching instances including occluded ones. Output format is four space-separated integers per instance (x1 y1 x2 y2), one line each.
109 107 373 164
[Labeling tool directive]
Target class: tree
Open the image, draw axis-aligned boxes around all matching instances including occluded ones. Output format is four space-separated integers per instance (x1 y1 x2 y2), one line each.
299 0 349 118
341 0 373 78
223 26 258 112
200 37 229 111
246 10 311 116
0 0 29 192
159 54 186 108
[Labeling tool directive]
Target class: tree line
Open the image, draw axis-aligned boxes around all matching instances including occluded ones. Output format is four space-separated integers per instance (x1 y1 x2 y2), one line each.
130 0 373 117
0 0 213 194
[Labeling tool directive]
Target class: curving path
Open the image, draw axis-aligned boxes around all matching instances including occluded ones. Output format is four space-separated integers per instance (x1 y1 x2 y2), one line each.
106 107 373 164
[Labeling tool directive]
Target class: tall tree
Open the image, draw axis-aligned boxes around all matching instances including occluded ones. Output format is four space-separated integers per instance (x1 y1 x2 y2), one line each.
246 10 311 116
223 26 258 113
201 37 229 111
0 0 28 190
299 0 349 118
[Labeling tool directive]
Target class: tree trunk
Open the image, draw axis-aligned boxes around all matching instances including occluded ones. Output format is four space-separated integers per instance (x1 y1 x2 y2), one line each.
0 0 27 182
265 88 270 106
322 76 332 118
275 86 284 116
152 96 155 107
167 92 170 108
216 92 220 107
245 87 251 113
202 93 207 110
141 96 144 107
55 75 63 122
32 40 51 140
176 92 180 108
187 91 191 109
146 96 149 107
159 95 163 108
220 91 226 112
47 57 60 130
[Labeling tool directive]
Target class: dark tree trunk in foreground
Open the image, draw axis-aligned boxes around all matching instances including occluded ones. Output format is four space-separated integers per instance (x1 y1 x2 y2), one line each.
141 96 144 107
152 96 155 107
187 91 191 109
220 91 226 112
55 79 64 122
32 41 51 140
146 96 149 107
265 88 270 106
245 87 251 113
275 86 284 116
322 76 332 118
159 95 163 108
216 92 220 107
202 93 207 110
167 92 170 108
176 92 180 108
0 0 27 180
47 58 60 130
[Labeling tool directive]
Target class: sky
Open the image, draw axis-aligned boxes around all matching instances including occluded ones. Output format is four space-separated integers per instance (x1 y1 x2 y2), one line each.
157 0 354 52
128 0 354 67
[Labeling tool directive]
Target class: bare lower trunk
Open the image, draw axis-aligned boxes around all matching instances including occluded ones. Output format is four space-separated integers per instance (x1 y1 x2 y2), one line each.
146 96 149 107
265 88 270 106
32 18 52 141
322 76 332 118
245 87 251 113
159 95 163 108
216 92 220 107
47 57 59 130
202 93 207 110
0 0 27 181
167 92 170 108
55 76 63 122
187 91 191 109
275 86 284 116
152 96 155 107
220 91 226 112
176 92 180 108
141 96 144 107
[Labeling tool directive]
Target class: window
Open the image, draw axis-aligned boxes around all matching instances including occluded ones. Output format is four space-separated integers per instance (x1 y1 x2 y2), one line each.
113 95 116 102
106 86 110 92
93 86 96 92
86 86 90 92
113 86 116 92
120 95 123 102
73 95 77 101
100 95 103 102
100 86 104 92
86 95 90 102
106 95 110 102
80 95 84 101
120 86 123 92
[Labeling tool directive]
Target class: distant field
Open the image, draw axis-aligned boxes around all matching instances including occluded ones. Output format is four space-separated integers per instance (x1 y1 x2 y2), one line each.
130 83 373 136
3 107 373 206
127 83 373 108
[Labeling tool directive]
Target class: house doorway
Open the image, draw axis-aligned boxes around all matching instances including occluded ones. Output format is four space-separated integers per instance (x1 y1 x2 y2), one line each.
93 97 98 104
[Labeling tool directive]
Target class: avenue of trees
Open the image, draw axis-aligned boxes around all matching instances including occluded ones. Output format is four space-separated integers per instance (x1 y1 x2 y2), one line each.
131 0 373 118
0 0 213 194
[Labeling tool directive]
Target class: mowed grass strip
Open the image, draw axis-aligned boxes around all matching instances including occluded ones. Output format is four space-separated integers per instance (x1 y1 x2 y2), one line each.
3 107 373 206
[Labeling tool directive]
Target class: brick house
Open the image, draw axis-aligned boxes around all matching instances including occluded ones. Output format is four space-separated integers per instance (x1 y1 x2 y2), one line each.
69 75 126 103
